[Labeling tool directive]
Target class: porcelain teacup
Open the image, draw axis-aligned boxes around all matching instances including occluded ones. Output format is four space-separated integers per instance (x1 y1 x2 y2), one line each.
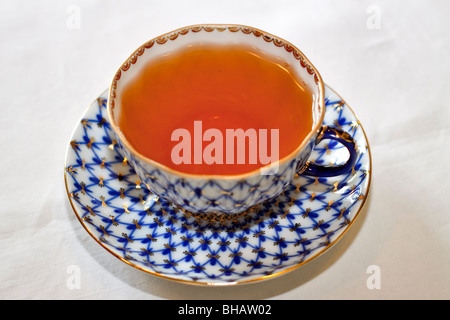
107 24 357 215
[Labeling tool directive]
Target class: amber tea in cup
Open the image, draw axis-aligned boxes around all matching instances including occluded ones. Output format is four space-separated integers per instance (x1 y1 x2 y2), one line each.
117 43 313 175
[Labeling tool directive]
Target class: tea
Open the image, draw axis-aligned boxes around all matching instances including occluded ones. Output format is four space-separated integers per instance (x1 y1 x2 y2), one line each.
118 43 313 175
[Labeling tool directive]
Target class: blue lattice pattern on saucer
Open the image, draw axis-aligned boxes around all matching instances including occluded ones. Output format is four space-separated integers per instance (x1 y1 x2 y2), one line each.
65 85 371 285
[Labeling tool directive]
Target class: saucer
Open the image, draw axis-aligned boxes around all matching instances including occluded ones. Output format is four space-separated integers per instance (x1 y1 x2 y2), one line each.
64 85 371 285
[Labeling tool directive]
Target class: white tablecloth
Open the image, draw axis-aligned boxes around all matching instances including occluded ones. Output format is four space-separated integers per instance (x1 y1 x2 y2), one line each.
1 0 449 300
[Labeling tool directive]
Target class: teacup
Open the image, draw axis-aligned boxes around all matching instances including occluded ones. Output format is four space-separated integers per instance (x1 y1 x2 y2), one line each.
107 24 357 215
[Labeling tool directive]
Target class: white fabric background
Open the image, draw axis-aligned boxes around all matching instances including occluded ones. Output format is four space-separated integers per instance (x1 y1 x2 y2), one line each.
1 0 449 300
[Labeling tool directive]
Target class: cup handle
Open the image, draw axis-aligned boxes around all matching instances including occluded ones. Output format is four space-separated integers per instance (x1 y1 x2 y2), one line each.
300 126 358 177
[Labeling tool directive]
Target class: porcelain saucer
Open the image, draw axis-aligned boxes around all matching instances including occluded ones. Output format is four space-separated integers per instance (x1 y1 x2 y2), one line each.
64 85 371 286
